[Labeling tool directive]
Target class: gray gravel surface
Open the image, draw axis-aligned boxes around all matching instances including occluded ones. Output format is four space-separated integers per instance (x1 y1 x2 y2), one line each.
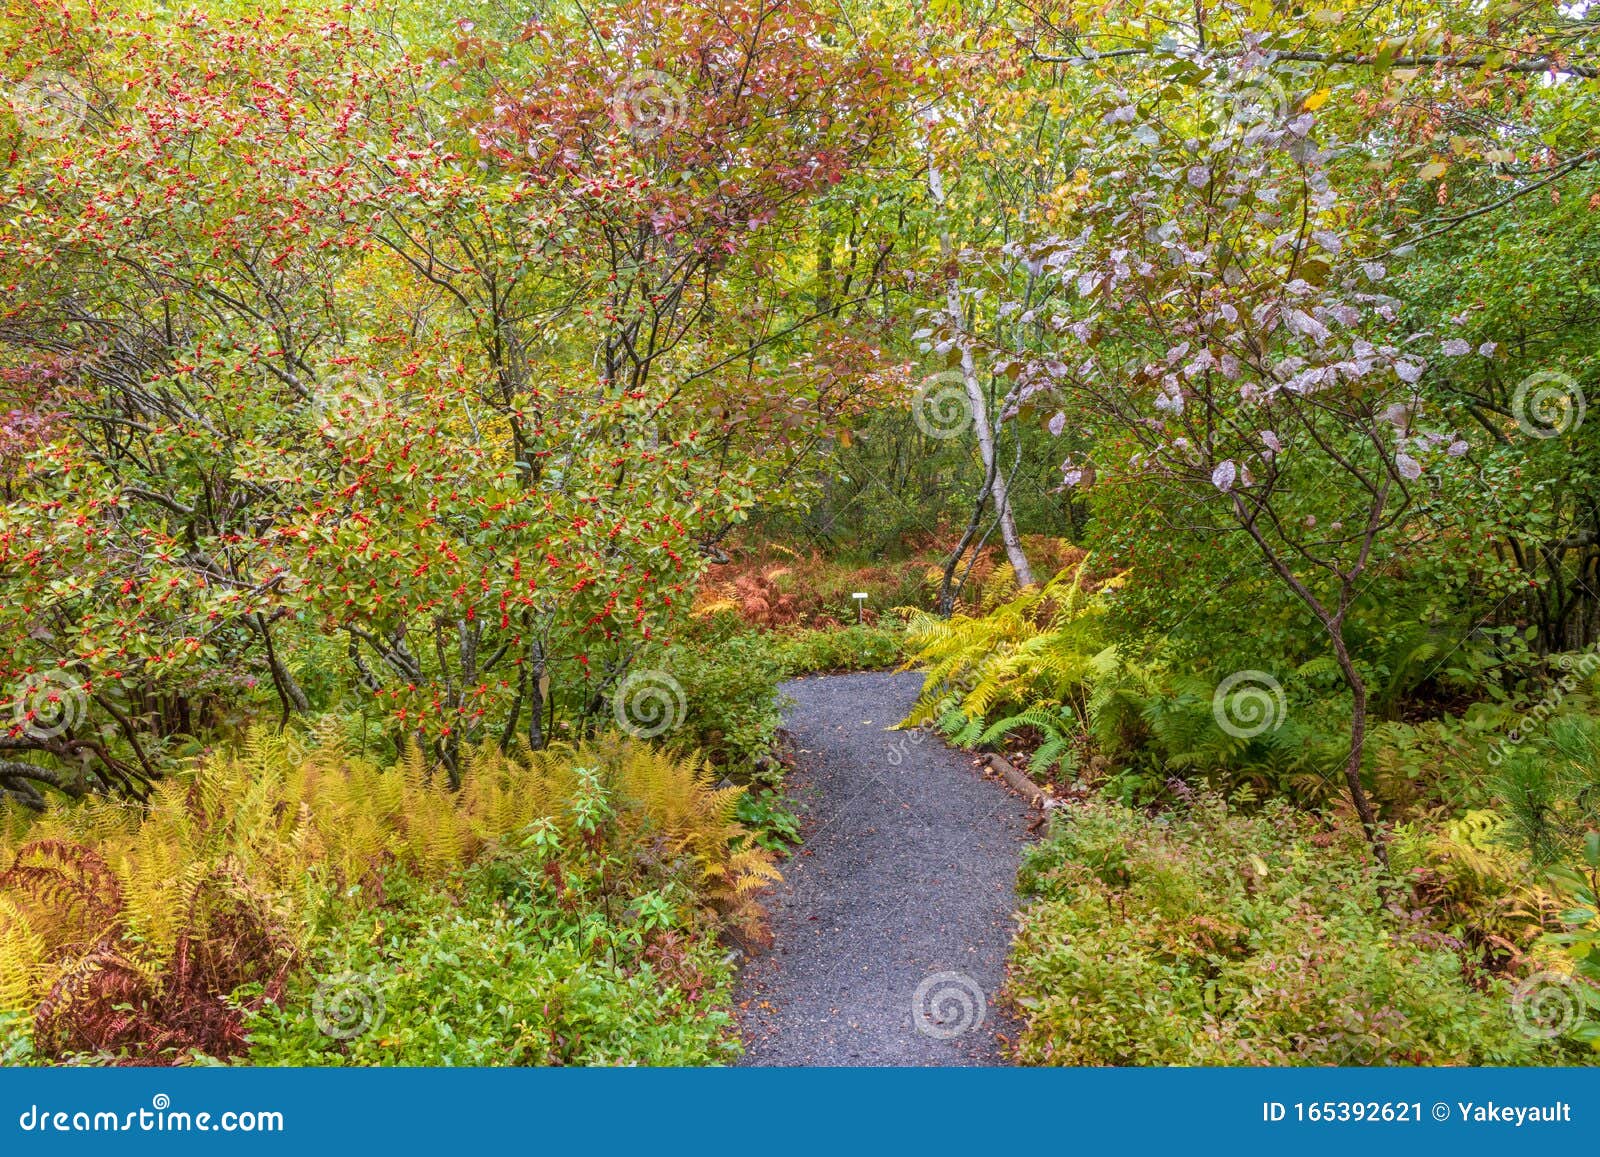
735 670 1032 1066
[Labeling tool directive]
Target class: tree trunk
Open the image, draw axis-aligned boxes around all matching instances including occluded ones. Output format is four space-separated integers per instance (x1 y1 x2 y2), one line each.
526 642 546 751
1326 623 1386 864
926 131 1035 589
937 487 991 615
254 612 309 724
1230 496 1386 862
954 338 1035 587
816 222 835 317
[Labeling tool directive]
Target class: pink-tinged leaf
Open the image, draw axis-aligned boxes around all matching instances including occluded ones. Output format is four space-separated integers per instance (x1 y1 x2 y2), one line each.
1285 309 1329 345
1383 403 1410 427
1395 453 1423 481
1211 460 1237 492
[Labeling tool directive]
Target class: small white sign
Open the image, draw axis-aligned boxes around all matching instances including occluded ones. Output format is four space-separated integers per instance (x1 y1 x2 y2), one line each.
851 592 868 599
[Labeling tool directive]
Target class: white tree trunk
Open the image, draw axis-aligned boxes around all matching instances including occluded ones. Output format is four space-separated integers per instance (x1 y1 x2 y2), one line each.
927 135 1035 588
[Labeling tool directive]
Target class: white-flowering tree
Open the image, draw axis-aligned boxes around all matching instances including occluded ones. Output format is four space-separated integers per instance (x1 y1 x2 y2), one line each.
1017 49 1480 856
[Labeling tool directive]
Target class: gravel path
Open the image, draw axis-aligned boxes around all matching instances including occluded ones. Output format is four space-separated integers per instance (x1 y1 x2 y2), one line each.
735 670 1032 1066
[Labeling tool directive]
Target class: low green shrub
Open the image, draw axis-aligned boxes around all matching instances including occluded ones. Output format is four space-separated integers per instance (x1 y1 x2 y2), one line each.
657 617 904 778
768 623 906 675
1009 795 1568 1066
737 787 802 850
244 856 739 1066
657 629 786 782
0 1010 33 1065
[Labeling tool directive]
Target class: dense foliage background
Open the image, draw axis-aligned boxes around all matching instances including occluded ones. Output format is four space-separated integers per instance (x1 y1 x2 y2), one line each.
1 0 1597 1065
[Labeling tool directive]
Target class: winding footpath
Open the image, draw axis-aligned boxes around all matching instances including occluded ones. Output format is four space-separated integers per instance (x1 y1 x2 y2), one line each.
735 671 1032 1066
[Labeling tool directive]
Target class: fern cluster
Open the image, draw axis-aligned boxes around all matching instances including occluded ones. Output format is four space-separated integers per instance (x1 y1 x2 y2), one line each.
0 727 777 1061
899 558 1120 778
899 557 1352 802
1390 809 1566 965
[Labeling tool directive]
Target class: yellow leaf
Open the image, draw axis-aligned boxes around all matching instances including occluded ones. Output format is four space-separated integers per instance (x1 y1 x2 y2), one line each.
1418 160 1449 181
1302 88 1331 112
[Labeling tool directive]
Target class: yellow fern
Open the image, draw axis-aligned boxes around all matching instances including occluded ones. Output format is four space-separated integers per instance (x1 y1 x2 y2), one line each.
0 895 48 1013
901 555 1118 728
1 724 779 1014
